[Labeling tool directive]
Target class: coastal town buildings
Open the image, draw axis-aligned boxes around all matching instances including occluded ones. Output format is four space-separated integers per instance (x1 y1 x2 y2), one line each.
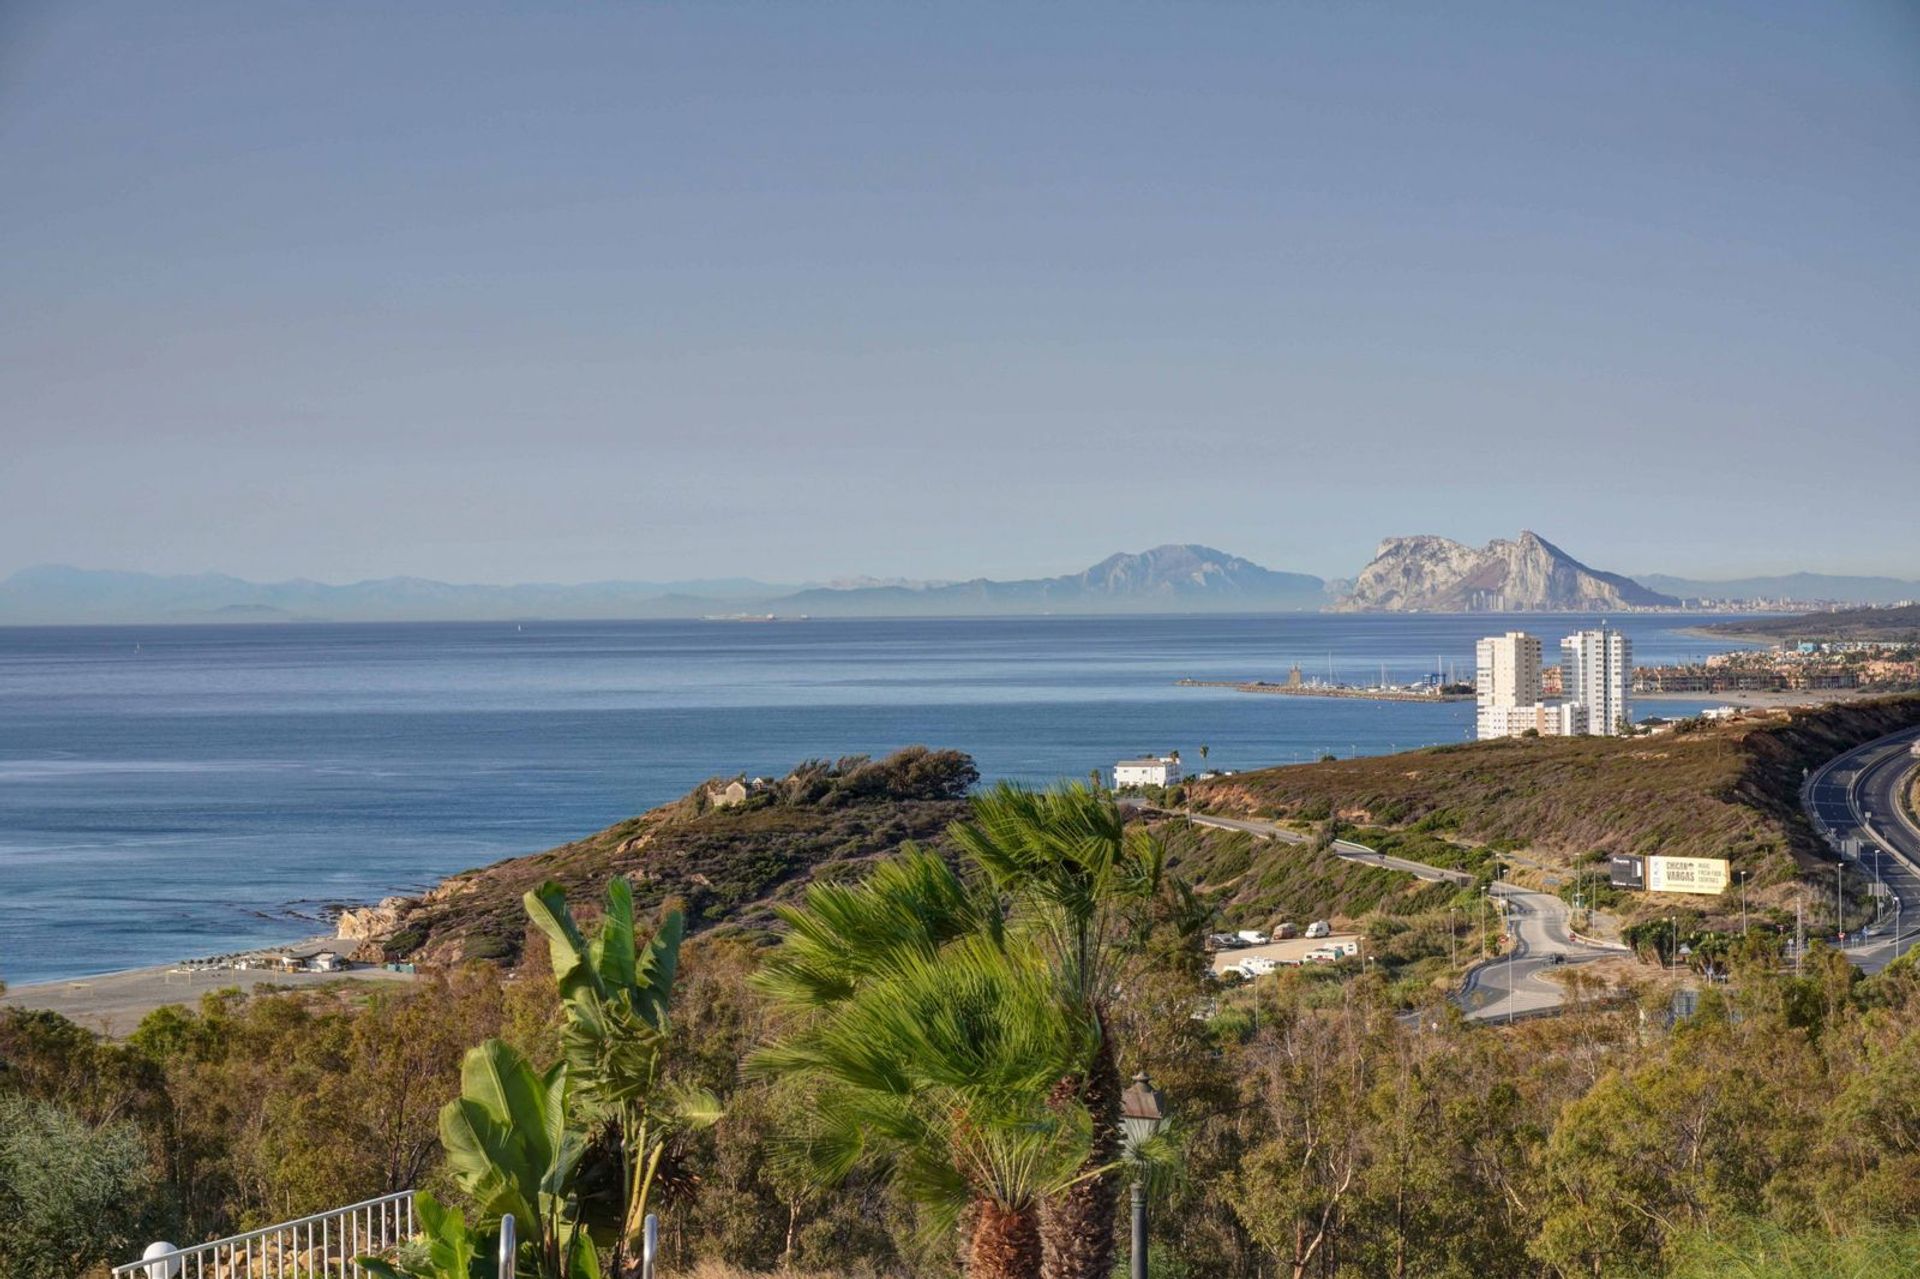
1480 700 1584 738
1474 631 1544 737
1562 626 1633 736
1475 631 1581 739
1632 643 1919 696
1113 754 1182 788
1475 624 1632 739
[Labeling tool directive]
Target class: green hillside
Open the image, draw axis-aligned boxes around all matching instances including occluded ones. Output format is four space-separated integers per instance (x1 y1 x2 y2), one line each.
1189 697 1920 907
358 748 978 966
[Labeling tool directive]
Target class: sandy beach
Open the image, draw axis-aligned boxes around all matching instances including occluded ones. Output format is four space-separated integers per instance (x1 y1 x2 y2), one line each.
1635 688 1878 710
3 936 415 1036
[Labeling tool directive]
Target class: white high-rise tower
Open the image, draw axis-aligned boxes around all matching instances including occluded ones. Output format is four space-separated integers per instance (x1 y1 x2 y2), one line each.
1474 631 1544 739
1561 626 1632 737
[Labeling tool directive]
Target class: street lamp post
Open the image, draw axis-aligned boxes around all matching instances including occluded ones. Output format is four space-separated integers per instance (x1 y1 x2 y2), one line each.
1121 1072 1168 1279
1506 912 1517 1026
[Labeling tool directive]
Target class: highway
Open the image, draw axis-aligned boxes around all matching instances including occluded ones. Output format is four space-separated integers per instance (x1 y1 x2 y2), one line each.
1185 812 1622 1021
1803 725 1920 974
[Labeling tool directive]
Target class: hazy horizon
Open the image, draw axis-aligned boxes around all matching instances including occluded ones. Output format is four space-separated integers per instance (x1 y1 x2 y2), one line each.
5 2 1917 584
7 533 1920 597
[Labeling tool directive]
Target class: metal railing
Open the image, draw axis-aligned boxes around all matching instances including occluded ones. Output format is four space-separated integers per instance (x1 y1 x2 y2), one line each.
124 1196 661 1279
116 1190 415 1279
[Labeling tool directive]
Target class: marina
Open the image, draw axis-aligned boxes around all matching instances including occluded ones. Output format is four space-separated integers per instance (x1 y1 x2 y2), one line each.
1176 678 1472 702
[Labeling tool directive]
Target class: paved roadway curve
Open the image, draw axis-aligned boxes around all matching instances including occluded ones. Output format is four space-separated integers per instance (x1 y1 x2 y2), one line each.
1804 725 1920 974
1185 812 1623 1021
1457 883 1623 1021
1185 813 1474 885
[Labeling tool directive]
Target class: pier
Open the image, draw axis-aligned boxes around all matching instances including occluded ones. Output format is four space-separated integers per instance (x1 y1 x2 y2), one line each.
1176 678 1473 703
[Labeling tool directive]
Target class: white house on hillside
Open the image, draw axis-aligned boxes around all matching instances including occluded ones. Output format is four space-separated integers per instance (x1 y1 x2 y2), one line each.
1113 755 1182 788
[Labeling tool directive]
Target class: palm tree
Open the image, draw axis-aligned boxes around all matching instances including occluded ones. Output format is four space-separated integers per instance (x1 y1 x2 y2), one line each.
948 784 1167 1279
751 849 1097 1279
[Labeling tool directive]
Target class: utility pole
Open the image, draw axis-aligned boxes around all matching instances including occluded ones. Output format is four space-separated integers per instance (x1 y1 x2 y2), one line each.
1876 844 1885 924
1739 871 1747 938
1837 863 1845 943
1795 894 1804 977
1506 905 1517 1026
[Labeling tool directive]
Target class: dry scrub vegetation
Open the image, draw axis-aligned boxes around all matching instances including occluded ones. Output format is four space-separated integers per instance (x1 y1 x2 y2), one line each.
1189 696 1920 921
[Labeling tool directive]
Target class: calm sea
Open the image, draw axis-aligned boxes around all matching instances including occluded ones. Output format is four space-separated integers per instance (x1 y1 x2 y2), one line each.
0 614 1754 984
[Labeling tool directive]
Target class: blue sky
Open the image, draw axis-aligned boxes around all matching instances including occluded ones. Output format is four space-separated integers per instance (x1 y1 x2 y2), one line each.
3 1 1916 584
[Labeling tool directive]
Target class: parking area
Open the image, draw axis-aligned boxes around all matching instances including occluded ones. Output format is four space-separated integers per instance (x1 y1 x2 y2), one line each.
1209 933 1365 976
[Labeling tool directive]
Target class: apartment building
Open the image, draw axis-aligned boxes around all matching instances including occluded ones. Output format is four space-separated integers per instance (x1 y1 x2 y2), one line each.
1562 626 1633 737
1476 631 1549 739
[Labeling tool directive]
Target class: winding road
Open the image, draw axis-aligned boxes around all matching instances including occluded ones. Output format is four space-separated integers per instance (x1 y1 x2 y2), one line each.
1803 725 1920 974
1184 812 1622 1021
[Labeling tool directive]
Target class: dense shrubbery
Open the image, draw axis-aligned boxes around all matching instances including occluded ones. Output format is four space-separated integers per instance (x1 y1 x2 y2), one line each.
19 745 1920 1277
378 749 980 963
753 747 980 807
12 896 1920 1276
0 1095 160 1279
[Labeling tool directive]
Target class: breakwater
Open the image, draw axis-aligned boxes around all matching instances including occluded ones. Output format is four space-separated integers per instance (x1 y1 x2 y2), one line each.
1177 678 1473 703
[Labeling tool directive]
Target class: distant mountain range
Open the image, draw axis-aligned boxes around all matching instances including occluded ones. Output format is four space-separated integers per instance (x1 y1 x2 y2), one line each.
1701 603 1920 643
775 545 1329 616
1 537 1911 624
1633 572 1920 606
0 566 796 624
1335 531 1678 612
0 548 1328 623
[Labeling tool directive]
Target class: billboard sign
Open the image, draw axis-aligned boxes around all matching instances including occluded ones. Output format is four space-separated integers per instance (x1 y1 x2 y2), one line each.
1647 856 1730 896
1608 854 1645 889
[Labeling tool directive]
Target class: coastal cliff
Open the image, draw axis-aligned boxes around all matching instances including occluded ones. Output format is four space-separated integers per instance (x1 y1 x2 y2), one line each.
338 747 978 967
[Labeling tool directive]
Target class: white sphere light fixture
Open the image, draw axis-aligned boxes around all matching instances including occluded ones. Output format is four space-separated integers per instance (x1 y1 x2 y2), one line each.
143 1241 182 1279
